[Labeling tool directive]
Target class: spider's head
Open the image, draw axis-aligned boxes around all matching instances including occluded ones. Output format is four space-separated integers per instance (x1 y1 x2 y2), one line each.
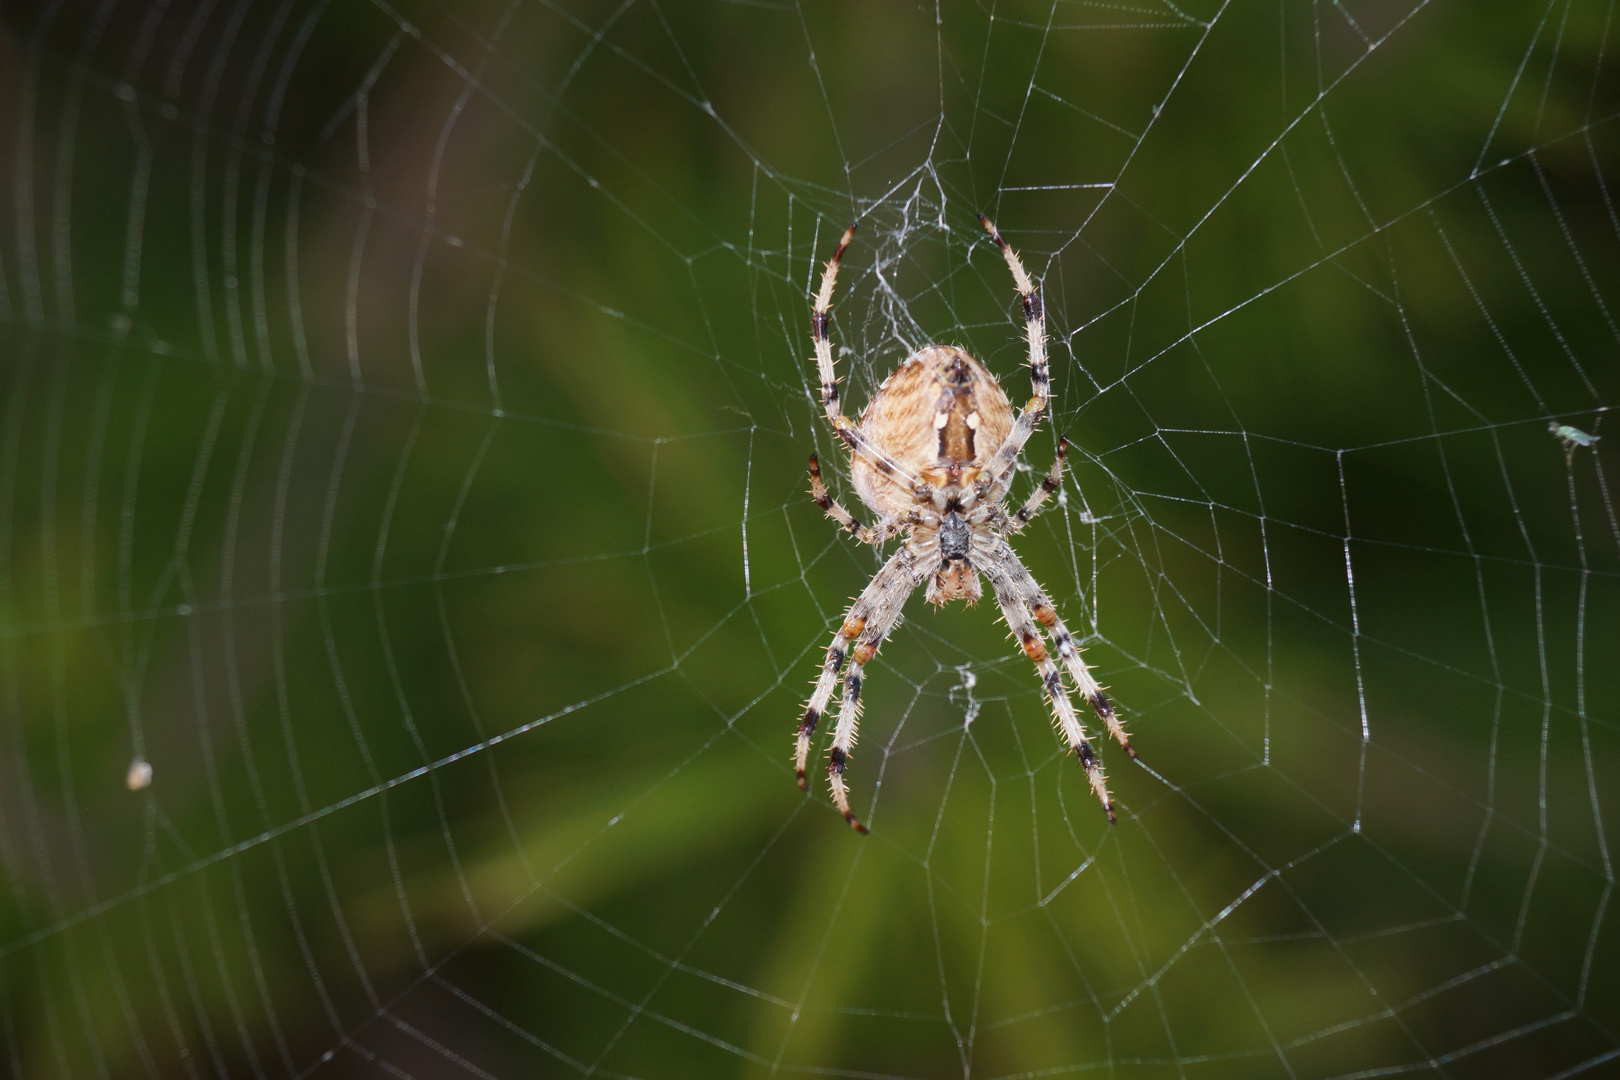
927 513 982 605
927 564 983 606
939 512 971 560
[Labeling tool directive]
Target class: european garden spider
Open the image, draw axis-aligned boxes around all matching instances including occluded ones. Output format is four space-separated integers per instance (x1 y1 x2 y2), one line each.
795 217 1135 833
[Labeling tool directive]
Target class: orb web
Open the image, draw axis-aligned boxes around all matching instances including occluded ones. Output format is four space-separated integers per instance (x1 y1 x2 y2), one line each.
0 1 1616 1077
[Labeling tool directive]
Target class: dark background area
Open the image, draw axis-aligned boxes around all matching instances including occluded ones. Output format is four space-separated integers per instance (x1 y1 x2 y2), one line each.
0 0 1617 1076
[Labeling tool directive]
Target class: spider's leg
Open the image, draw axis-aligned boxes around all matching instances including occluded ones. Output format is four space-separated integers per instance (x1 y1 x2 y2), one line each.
1005 436 1066 535
970 216 1049 509
996 540 1133 756
812 225 937 501
983 558 1115 822
797 623 855 789
809 453 888 546
796 547 920 785
827 551 921 833
795 546 922 832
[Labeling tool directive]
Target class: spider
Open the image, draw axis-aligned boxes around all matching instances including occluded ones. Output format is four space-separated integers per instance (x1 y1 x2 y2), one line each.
795 216 1134 833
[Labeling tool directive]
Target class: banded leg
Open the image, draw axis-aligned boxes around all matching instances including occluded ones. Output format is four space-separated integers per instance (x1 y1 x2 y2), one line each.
971 216 1050 508
825 550 921 832
983 560 1114 822
996 540 1133 756
812 224 935 499
796 618 861 791
809 453 887 546
795 546 921 820
1006 436 1067 533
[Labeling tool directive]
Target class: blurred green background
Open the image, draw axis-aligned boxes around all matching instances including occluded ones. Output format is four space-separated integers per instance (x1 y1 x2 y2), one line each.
1 0 1617 1076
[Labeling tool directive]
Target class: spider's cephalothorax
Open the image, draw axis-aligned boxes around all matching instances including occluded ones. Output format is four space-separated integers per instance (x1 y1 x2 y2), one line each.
796 217 1136 833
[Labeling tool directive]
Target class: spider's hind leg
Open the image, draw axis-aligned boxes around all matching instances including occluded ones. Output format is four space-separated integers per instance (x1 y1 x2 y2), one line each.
1006 436 1067 534
811 225 937 502
972 216 1050 509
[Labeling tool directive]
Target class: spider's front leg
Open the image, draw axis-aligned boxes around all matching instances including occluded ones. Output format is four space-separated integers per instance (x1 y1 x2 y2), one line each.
996 539 1133 756
795 545 922 833
983 558 1115 822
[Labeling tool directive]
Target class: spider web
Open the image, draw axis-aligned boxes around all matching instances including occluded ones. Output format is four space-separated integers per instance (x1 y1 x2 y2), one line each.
1 0 1617 1076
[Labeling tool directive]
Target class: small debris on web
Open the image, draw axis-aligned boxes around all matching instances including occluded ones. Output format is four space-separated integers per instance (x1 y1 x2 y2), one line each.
126 758 153 791
950 664 981 731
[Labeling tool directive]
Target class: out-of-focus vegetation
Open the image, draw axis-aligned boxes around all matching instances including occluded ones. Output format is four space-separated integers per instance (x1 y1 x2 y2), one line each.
1 1 1616 1076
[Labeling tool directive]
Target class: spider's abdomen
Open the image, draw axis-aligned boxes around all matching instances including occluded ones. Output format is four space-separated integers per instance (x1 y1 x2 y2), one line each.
851 345 1013 519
